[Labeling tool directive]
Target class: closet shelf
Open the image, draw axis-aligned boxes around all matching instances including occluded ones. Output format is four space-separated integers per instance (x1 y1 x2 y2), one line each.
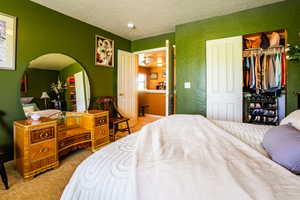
249 121 278 126
248 113 277 118
248 107 277 111
248 101 276 104
244 45 285 51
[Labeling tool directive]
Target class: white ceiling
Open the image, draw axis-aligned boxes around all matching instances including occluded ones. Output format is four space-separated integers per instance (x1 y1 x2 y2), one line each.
30 0 284 41
29 53 77 71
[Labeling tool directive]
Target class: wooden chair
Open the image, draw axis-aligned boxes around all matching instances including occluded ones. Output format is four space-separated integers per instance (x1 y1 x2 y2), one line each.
95 96 131 141
0 151 9 189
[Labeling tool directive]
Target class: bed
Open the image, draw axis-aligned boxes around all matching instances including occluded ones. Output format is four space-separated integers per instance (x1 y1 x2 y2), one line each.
22 103 62 119
61 115 300 200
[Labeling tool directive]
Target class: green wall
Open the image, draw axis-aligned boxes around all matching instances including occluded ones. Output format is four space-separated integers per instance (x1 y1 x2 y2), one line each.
0 0 130 160
175 0 300 115
131 32 175 52
24 68 59 110
59 63 83 82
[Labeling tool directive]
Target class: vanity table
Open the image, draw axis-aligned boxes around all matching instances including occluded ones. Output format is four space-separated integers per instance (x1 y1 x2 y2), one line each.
14 110 109 180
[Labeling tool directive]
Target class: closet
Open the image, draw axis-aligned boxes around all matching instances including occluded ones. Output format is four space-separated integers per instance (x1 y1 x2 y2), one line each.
243 30 287 125
206 29 287 125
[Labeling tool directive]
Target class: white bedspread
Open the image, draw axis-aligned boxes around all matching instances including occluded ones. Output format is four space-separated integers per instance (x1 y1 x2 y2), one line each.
61 115 300 200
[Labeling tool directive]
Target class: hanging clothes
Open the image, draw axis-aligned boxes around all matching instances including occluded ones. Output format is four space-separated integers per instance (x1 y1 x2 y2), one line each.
255 55 262 91
249 56 256 89
268 55 277 88
262 55 269 90
243 57 250 88
243 47 285 93
274 53 281 89
281 52 286 88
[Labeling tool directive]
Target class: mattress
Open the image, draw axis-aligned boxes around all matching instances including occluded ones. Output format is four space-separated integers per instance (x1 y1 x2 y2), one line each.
212 120 273 156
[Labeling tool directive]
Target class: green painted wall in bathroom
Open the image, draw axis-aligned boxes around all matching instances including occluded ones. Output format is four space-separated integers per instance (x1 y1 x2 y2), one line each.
0 0 130 161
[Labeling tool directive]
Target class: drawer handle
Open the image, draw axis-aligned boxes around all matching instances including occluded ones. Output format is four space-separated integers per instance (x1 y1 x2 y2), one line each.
39 147 49 153
40 132 49 138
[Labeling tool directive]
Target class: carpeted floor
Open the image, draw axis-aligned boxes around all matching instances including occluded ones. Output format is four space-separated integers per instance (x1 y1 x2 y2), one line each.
0 116 160 200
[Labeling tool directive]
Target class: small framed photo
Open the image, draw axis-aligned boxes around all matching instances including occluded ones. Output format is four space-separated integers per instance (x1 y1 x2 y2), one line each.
95 35 114 67
0 12 16 70
150 72 158 80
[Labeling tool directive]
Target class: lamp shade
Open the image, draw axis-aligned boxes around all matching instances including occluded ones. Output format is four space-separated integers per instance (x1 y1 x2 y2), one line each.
40 92 50 99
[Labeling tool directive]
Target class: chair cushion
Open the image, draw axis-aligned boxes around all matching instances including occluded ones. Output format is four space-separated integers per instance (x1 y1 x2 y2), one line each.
262 124 300 174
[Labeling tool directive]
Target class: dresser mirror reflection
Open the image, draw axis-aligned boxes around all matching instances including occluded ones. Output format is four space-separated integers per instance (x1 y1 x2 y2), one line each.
20 53 91 120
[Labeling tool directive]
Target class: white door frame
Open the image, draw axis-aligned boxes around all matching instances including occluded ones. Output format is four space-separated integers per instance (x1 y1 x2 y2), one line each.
134 46 169 116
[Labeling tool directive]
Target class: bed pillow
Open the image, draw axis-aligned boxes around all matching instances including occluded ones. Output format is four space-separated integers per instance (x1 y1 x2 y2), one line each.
262 124 300 174
23 103 40 111
23 105 35 114
280 109 300 131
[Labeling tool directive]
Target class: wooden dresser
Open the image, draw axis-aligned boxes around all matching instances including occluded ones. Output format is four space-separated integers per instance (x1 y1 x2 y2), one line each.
14 118 59 180
14 110 109 180
81 110 110 152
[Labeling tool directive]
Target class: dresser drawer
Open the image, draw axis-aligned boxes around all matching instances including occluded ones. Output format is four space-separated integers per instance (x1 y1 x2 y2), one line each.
94 125 109 140
58 132 91 150
30 139 56 162
95 116 107 127
30 127 55 144
94 135 110 147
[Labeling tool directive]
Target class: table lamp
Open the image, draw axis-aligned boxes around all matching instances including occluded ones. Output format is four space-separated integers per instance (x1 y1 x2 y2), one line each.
40 92 50 109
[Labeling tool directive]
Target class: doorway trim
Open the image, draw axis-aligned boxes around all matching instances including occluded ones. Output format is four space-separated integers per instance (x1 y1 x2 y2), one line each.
134 46 169 116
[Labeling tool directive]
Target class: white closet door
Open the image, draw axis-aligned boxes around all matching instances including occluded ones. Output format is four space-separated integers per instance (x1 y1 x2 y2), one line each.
117 50 138 125
74 71 87 112
206 36 243 122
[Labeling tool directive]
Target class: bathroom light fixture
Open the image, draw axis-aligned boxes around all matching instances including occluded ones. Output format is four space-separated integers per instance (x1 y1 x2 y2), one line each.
127 23 135 29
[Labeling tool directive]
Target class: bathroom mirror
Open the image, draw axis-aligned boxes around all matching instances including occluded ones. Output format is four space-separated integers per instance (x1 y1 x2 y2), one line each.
20 53 91 119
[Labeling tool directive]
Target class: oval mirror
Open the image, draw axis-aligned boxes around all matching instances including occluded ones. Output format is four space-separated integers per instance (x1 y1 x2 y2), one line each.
20 53 91 119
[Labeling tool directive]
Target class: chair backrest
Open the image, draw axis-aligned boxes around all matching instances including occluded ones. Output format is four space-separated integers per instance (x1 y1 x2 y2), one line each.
95 96 119 118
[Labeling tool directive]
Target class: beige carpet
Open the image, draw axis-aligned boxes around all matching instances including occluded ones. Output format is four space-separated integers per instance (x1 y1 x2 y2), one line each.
0 116 160 200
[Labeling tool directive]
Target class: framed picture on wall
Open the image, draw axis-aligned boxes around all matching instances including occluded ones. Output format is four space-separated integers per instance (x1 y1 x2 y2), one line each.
95 35 114 67
0 12 16 70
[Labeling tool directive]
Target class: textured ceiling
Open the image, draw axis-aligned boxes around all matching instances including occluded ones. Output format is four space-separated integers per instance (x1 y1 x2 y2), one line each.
29 53 77 71
30 0 284 40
